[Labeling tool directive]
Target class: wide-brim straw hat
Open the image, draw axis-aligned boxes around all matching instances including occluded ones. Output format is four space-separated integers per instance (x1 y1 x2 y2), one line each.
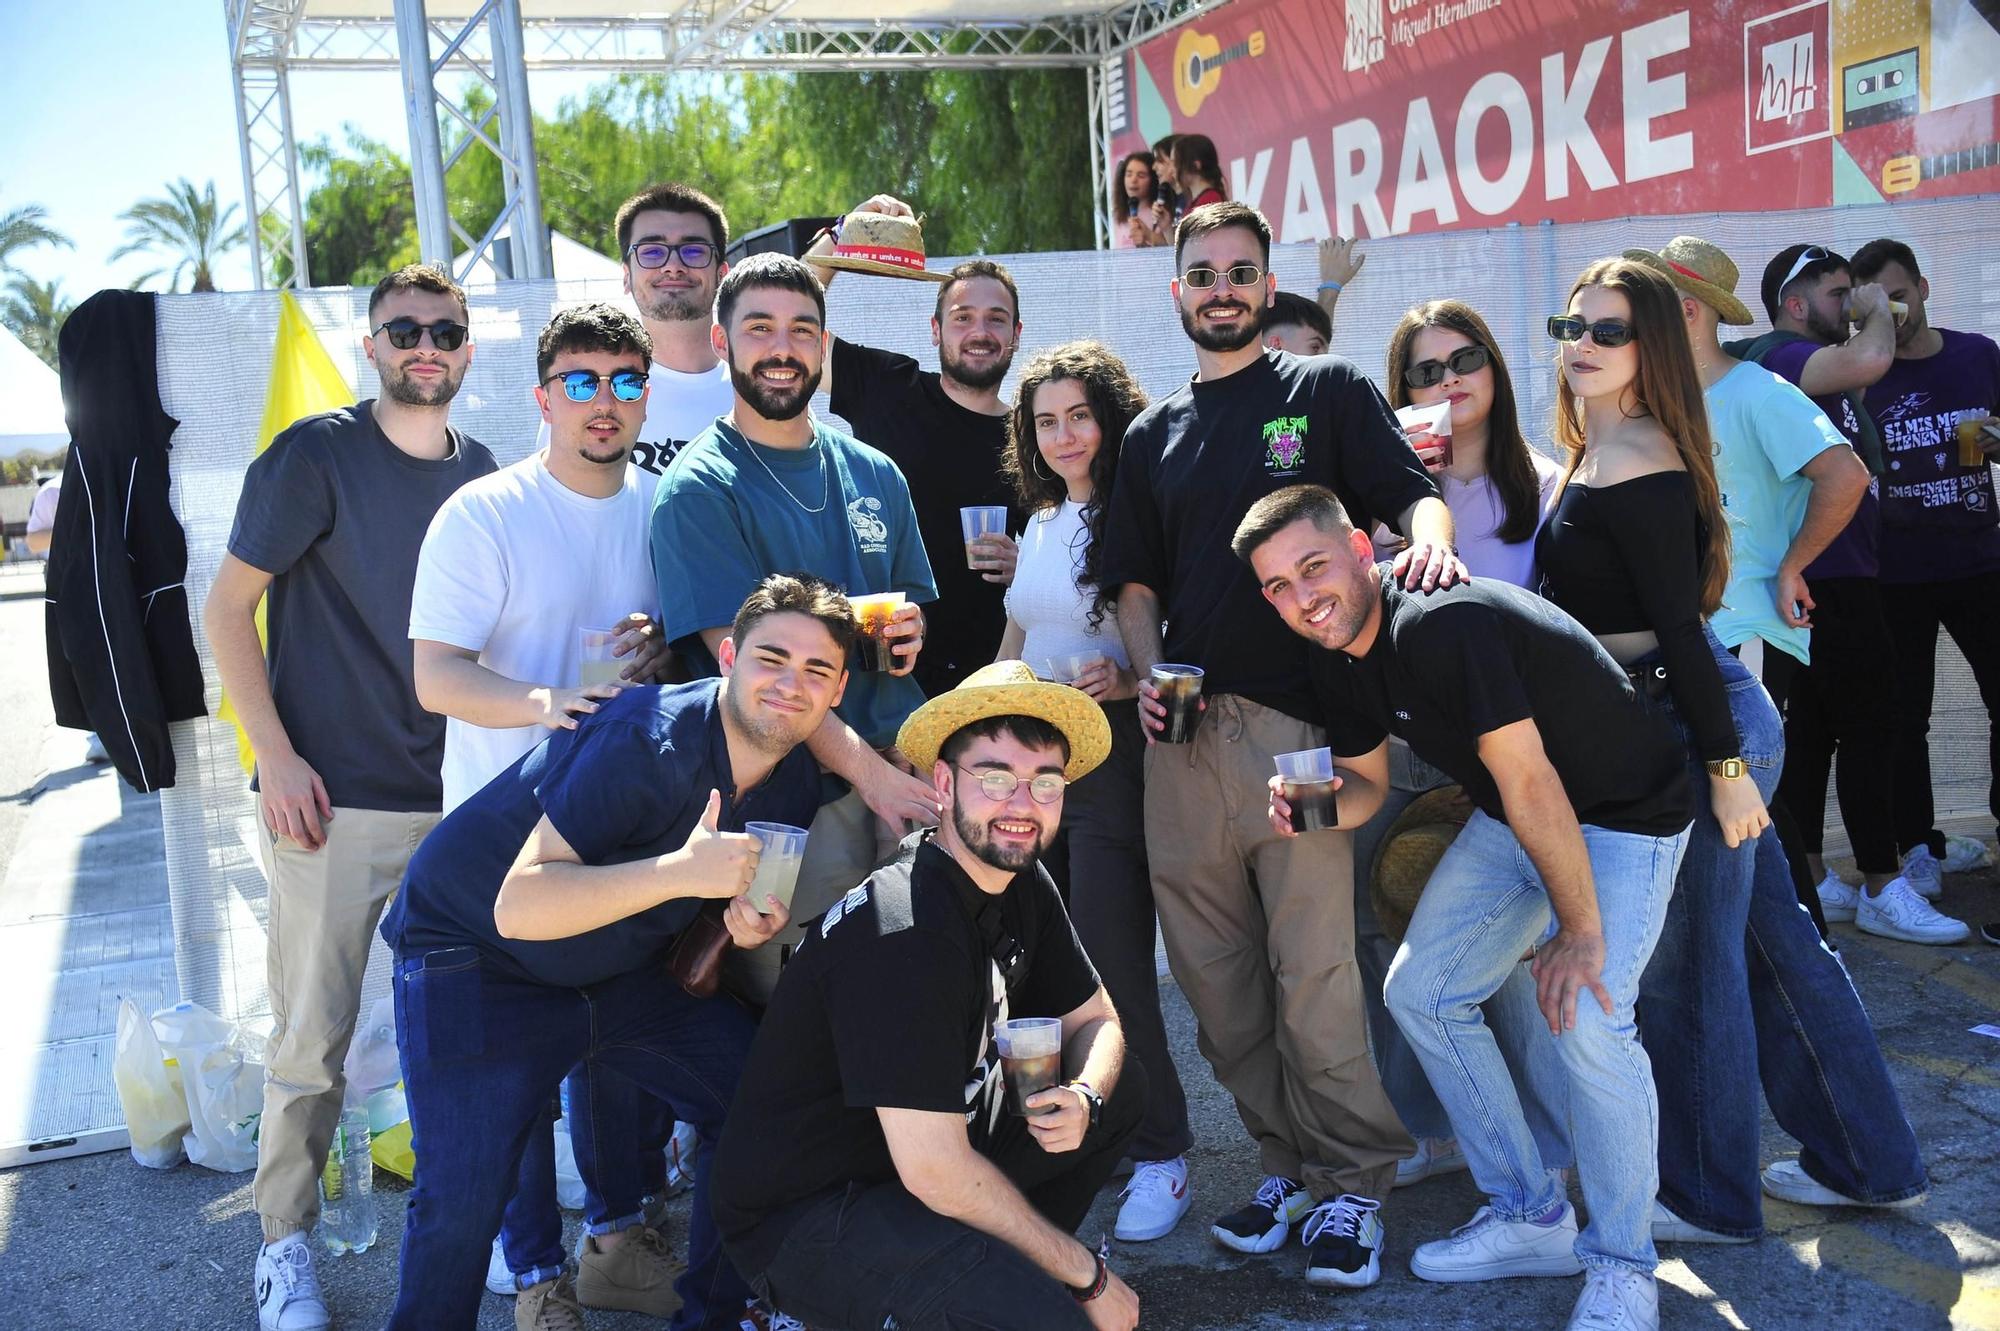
1622 236 1756 326
896 660 1111 783
814 211 951 283
1368 786 1476 943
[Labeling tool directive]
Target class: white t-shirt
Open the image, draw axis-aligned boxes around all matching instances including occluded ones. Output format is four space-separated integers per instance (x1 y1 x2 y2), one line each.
1004 499 1131 673
533 357 735 500
26 475 60 534
410 451 662 811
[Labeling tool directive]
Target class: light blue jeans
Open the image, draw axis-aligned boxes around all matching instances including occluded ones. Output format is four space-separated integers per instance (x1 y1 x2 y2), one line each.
1386 808 1690 1274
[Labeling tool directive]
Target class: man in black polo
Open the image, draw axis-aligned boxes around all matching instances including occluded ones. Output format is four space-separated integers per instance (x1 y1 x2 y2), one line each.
713 661 1144 1331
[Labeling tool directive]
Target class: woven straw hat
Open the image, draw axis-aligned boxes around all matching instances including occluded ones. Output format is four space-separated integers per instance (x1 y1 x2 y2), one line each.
896 660 1111 783
1368 786 1476 943
1621 236 1756 326
814 211 951 283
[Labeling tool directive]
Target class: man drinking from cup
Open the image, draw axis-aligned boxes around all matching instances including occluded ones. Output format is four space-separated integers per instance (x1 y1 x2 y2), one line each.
712 661 1145 1331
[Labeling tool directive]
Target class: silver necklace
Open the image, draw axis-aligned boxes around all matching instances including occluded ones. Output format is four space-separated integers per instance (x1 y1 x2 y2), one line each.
740 433 828 514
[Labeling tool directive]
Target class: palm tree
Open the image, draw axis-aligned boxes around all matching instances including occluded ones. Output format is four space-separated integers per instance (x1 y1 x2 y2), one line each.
0 200 71 279
112 179 246 293
2 276 73 367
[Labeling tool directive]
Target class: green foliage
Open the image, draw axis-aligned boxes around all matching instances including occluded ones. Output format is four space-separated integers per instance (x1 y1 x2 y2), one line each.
0 199 73 280
113 179 246 293
286 129 422 288
1 275 72 367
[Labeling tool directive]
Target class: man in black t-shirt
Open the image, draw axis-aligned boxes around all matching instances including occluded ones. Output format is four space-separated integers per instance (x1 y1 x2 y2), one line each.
713 662 1144 1331
1099 201 1460 1275
1236 486 1694 1331
807 194 1022 697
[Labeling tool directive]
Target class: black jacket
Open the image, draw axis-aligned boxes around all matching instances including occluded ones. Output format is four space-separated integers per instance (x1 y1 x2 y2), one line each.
44 290 206 792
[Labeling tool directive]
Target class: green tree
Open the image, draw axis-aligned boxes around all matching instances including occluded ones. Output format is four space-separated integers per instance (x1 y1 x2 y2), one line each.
0 199 71 279
284 129 421 288
112 178 247 293
1 275 72 367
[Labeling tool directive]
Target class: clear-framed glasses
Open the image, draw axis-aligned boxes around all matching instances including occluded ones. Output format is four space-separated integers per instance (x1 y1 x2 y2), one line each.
627 241 718 270
542 369 649 402
1180 263 1265 290
372 317 469 351
955 765 1067 805
1404 344 1490 389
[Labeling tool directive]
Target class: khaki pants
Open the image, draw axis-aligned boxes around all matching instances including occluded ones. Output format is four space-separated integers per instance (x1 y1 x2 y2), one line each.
725 787 889 1005
1144 694 1411 1201
255 806 441 1241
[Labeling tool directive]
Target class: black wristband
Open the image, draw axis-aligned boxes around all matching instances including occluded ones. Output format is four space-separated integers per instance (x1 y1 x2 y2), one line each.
1067 1250 1109 1302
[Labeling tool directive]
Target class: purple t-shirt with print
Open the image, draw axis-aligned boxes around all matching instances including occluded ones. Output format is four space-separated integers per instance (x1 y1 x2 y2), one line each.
1762 339 1879 580
1863 328 2000 584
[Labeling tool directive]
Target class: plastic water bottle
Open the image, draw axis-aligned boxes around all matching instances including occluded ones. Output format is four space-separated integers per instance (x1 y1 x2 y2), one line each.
318 1106 378 1255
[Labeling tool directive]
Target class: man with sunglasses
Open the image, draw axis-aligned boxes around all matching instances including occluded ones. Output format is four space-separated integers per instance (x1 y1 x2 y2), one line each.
205 264 497 1331
410 302 685 1324
713 661 1143 1331
1101 201 1459 1288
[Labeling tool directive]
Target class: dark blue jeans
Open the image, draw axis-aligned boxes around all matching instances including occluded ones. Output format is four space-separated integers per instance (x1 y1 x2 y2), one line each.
497 1067 648 1289
390 948 756 1330
1640 634 1928 1237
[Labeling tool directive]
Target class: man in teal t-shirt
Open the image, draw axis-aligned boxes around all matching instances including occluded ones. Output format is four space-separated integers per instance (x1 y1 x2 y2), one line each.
651 253 939 1003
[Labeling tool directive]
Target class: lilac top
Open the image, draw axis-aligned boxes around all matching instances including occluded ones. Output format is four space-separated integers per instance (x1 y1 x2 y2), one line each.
1371 450 1559 589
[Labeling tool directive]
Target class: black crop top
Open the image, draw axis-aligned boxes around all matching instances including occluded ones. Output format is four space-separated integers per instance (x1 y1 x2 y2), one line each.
1535 471 1739 761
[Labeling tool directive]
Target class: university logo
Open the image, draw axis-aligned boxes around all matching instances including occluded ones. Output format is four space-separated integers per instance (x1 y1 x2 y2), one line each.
1262 416 1309 475
1343 0 1385 73
847 495 890 555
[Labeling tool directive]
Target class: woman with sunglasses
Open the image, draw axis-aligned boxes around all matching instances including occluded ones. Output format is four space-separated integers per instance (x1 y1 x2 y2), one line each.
995 341 1195 1245
1536 259 1776 1317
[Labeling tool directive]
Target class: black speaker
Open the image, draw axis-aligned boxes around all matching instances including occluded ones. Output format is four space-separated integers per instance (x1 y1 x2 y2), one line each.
725 217 838 266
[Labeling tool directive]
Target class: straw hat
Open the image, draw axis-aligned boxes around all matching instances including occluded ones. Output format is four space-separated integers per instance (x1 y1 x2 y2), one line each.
1621 236 1756 326
896 660 1111 783
813 211 951 283
1368 786 1475 942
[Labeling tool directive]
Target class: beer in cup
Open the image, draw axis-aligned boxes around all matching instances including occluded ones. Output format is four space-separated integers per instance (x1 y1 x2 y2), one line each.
993 1016 1064 1116
1956 417 1999 468
578 627 623 689
960 506 1009 570
745 822 809 915
849 592 907 673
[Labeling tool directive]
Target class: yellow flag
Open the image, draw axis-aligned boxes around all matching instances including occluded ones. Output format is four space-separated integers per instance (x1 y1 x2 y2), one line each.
219 292 354 775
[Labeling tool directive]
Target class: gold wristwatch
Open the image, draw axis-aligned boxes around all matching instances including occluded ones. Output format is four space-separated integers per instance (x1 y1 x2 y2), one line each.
1706 757 1748 780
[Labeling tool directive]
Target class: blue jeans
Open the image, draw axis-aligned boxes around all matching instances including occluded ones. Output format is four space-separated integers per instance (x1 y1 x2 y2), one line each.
390 949 755 1331
1641 636 1927 1235
497 1067 647 1290
1386 809 1689 1274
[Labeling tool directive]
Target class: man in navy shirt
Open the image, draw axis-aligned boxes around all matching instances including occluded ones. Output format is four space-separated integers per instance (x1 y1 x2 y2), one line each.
380 574 852 1331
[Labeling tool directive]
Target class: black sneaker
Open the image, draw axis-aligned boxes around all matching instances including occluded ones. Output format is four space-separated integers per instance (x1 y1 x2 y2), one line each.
1981 921 1999 946
1303 1194 1385 1288
1211 1175 1312 1254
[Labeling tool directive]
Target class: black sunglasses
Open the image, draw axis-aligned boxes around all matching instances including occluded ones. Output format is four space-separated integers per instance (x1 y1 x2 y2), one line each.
373 317 468 352
1404 344 1490 389
542 369 648 403
627 241 718 270
1547 315 1637 348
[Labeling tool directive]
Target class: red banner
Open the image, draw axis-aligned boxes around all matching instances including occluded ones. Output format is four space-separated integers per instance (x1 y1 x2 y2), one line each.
1111 0 2000 241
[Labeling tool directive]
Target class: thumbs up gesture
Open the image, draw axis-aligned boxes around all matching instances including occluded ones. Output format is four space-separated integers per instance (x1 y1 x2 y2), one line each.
670 790 762 900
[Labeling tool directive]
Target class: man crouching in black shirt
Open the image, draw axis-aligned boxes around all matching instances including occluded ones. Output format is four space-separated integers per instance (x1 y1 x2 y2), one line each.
712 661 1145 1331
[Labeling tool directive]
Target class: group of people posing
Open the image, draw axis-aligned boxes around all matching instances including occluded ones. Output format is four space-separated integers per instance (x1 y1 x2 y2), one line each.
210 180 1997 1331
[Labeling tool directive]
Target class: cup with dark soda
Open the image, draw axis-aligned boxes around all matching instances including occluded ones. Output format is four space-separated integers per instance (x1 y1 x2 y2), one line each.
1275 746 1339 832
1150 664 1204 744
993 1016 1064 1116
849 592 906 673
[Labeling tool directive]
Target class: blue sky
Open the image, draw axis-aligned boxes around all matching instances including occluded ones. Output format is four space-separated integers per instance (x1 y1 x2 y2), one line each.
2 0 601 298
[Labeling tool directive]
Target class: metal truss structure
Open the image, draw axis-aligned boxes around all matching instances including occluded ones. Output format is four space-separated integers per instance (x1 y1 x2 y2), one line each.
226 0 1233 287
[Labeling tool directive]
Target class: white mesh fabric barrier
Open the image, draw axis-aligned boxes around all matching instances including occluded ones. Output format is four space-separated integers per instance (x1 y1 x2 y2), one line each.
158 197 1996 1024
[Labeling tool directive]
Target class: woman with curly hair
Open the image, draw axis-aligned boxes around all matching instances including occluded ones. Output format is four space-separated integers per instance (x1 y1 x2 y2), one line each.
1113 150 1166 248
997 340 1194 1243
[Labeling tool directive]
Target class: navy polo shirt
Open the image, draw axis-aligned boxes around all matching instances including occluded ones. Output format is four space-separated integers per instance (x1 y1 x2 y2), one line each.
381 678 821 988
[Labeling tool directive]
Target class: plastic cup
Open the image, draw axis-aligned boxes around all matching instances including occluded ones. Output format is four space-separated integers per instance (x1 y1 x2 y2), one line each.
993 1016 1064 1116
578 626 623 689
1957 418 1997 468
745 821 809 914
1275 747 1339 833
961 506 1009 569
1150 664 1204 743
1396 400 1454 472
1053 652 1103 685
849 592 907 673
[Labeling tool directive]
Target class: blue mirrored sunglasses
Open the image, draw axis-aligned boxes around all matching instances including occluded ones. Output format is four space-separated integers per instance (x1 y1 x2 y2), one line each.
543 369 648 402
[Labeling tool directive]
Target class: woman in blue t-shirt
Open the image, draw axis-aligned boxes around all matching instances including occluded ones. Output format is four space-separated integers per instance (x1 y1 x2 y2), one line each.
994 341 1195 1243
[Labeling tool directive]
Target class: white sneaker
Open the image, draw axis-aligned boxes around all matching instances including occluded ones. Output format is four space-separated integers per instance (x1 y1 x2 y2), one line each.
255 1234 331 1331
83 733 109 763
1815 873 1859 923
1857 877 1970 944
1760 1158 1925 1209
1302 1194 1385 1288
1650 1199 1753 1245
1409 1202 1583 1283
1941 834 1992 874
1114 1157 1192 1241
1900 846 1944 899
1395 1137 1469 1188
1567 1267 1659 1331
487 1234 516 1296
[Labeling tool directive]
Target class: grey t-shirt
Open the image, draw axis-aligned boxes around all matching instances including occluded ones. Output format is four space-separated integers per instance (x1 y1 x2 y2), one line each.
228 401 497 811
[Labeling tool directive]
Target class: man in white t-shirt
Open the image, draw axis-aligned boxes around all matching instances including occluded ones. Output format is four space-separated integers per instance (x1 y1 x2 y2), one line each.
410 302 679 1325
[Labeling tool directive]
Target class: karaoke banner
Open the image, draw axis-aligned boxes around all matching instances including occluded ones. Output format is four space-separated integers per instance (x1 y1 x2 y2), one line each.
1111 0 2000 241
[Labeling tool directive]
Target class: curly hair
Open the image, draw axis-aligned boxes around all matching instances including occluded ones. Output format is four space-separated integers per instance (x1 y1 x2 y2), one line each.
1003 340 1148 632
535 302 653 380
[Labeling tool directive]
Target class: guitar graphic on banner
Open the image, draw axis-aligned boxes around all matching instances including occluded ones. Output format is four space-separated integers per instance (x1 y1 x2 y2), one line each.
1173 26 1268 117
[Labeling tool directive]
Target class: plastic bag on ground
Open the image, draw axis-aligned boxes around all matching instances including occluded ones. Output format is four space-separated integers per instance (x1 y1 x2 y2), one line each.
552 1117 585 1210
112 997 189 1169
153 1000 266 1173
366 1082 415 1180
342 996 401 1100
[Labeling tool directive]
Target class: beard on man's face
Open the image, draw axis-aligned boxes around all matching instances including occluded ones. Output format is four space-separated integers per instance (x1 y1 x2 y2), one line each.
1179 295 1263 352
729 353 820 421
950 786 1050 874
635 283 711 325
379 358 463 407
940 336 1014 390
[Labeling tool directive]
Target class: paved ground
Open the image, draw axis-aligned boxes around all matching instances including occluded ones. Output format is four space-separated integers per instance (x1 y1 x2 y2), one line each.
1 580 1997 1329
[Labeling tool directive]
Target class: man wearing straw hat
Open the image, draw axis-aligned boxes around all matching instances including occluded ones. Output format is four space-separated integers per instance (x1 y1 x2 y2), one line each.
713 660 1143 1331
